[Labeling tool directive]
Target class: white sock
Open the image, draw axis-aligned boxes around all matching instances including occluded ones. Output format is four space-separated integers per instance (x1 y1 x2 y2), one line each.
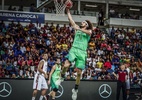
32 97 35 100
39 95 44 100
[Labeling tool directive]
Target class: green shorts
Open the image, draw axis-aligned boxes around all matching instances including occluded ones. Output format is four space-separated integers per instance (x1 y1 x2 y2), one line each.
51 77 59 89
66 47 87 70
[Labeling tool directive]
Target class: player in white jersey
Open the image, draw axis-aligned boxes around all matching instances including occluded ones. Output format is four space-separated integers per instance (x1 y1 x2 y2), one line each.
125 63 130 99
32 53 48 100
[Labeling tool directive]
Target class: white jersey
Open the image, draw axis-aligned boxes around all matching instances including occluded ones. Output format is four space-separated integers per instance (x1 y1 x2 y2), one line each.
126 67 130 89
126 67 130 79
33 59 48 90
37 59 48 76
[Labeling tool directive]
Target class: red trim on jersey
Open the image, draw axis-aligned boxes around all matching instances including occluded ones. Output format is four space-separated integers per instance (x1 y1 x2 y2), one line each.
41 64 43 69
42 88 47 90
36 74 39 89
36 83 38 89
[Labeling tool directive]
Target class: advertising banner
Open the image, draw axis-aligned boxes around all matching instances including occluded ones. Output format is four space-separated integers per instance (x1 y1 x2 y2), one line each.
0 79 117 100
0 11 45 23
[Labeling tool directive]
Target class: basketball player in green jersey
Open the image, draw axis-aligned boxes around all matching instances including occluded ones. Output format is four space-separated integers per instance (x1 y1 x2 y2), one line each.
47 58 62 100
61 8 93 100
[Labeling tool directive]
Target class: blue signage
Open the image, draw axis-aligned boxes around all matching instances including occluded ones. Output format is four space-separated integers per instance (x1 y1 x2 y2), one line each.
0 11 45 23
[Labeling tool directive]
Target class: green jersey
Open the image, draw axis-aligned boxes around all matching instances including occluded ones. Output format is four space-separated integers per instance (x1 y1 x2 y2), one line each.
51 64 61 89
51 64 61 79
72 30 90 51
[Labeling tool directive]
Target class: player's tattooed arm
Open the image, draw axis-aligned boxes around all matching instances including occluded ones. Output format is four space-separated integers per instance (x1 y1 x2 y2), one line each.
66 8 79 29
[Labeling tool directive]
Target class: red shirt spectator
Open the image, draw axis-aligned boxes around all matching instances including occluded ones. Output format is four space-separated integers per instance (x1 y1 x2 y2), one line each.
34 59 39 66
104 60 112 69
117 70 128 82
101 42 107 48
116 64 127 100
18 57 25 66
29 21 34 29
42 31 47 38
107 45 112 51
125 40 130 46
26 56 33 66
113 43 119 49
94 27 99 32
96 33 101 39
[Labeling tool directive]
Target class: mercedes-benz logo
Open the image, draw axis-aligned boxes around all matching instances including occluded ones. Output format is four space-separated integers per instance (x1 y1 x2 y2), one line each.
0 82 12 97
50 84 64 98
99 84 112 98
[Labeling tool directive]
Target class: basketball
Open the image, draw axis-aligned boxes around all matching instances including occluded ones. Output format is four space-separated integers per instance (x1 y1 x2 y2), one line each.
65 0 73 9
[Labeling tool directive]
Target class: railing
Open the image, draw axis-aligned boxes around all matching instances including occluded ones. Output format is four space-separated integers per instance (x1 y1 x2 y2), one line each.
1 10 142 27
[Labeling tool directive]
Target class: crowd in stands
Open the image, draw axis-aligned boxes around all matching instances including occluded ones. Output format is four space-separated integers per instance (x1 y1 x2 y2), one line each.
0 20 142 85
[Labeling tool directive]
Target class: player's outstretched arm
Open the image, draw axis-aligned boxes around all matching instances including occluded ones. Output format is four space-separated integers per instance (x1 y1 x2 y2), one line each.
66 8 79 29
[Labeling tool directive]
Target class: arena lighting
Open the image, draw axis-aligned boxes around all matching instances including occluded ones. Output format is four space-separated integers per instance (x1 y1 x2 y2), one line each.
129 8 140 11
85 4 98 7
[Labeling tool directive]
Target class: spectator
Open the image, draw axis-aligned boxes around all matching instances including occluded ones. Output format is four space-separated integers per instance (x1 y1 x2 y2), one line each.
27 56 33 66
104 59 112 70
132 72 140 84
20 43 26 54
61 41 68 50
18 6 23 11
8 5 13 10
29 4 35 12
41 6 47 13
115 63 127 100
96 58 104 68
89 40 95 50
98 9 104 26
98 67 109 80
13 7 17 11
117 32 125 45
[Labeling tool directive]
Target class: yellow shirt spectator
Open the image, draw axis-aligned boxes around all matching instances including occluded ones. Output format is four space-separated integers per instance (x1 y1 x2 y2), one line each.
97 61 103 68
24 25 29 31
129 28 136 34
56 44 62 49
62 43 68 50
124 58 130 63
89 41 95 49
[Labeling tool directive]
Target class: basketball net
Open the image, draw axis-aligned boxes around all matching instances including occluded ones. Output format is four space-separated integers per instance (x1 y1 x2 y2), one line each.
54 0 68 16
